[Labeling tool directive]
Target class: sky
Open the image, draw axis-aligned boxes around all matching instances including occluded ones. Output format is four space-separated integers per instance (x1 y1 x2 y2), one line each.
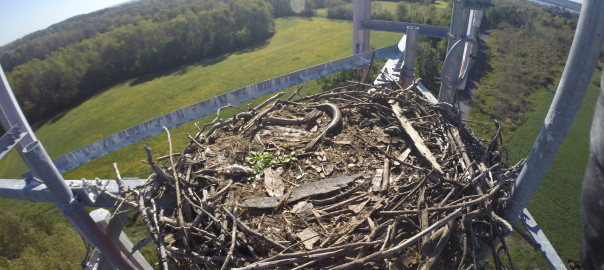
0 0 585 47
0 0 131 46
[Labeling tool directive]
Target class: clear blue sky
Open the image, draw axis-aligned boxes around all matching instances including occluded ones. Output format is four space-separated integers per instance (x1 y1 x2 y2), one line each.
0 0 585 47
0 0 131 46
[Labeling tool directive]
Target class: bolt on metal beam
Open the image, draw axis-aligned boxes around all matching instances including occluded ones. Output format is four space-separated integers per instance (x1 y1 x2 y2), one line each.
22 141 135 270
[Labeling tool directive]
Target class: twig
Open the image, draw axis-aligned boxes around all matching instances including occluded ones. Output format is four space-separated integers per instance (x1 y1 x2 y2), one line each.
330 209 463 270
287 85 304 101
163 126 188 252
222 207 287 251
221 204 238 270
354 134 425 171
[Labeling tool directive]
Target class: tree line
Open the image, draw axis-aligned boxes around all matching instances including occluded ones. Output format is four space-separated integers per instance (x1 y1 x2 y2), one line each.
2 0 277 124
326 0 451 27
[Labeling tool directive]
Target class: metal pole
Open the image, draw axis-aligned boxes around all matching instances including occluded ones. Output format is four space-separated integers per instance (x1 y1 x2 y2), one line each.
352 0 370 56
0 65 37 171
353 0 371 79
439 0 471 103
401 26 419 88
22 141 135 270
504 0 604 223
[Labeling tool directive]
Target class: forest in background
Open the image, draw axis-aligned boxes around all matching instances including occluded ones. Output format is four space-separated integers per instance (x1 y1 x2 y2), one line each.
0 0 451 128
0 0 311 125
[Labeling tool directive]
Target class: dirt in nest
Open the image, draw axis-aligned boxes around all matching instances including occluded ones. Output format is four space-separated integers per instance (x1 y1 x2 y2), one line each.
113 84 522 270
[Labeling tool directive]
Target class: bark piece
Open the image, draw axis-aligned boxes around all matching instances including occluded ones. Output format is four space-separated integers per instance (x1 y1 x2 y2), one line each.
392 103 444 174
241 174 362 209
264 168 285 197
291 201 314 217
297 228 320 250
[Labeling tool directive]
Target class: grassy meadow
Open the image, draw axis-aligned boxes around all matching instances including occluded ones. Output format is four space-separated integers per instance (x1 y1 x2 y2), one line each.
503 81 601 265
478 69 601 269
0 17 401 180
0 17 402 268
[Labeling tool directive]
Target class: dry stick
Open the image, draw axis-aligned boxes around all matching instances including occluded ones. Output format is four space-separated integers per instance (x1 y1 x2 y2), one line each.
261 241 381 263
382 158 391 191
392 103 444 174
232 249 355 270
381 188 500 215
209 180 233 201
87 184 139 209
221 204 238 270
195 104 236 139
187 133 204 149
287 85 305 101
241 92 286 133
144 144 176 188
318 193 368 212
356 220 393 259
163 126 189 252
291 260 318 270
138 196 169 269
390 174 429 210
330 209 463 270
490 211 513 233
222 207 287 251
341 102 393 112
418 187 429 247
112 162 128 194
354 134 425 171
311 183 363 206
425 184 503 212
183 196 230 235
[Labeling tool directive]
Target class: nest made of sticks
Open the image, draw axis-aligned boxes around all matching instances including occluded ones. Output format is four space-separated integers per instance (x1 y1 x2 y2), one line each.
110 84 521 269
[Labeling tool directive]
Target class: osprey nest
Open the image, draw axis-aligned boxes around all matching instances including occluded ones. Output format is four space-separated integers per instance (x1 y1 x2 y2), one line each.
111 84 522 269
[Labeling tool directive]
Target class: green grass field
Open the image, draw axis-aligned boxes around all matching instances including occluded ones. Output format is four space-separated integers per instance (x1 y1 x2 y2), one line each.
0 17 401 180
0 17 402 268
503 82 600 265
477 69 601 269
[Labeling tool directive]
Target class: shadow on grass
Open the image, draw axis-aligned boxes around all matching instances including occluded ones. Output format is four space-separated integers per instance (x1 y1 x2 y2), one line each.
34 38 274 128
130 39 272 86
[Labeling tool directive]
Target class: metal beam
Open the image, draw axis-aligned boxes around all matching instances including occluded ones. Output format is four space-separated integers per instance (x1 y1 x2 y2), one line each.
0 178 145 207
353 0 371 55
21 140 135 269
39 45 401 174
504 0 604 223
401 26 419 88
361 20 448 38
0 124 27 160
439 0 472 103
353 0 371 79
89 209 153 270
0 65 37 172
520 209 567 269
